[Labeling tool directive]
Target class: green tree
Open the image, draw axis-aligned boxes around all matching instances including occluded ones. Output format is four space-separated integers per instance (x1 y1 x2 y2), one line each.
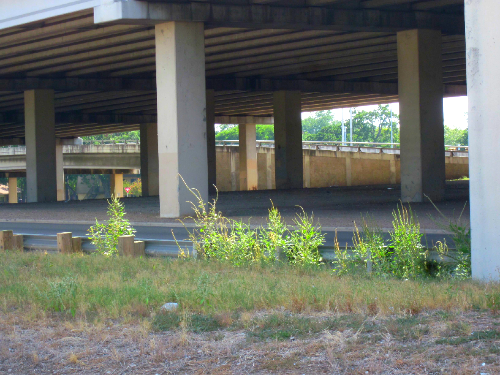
444 125 468 146
82 131 139 144
215 125 274 140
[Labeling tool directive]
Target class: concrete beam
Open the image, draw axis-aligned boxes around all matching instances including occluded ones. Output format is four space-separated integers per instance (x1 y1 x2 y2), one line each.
25 89 57 203
466 0 500 280
239 124 258 191
206 90 217 194
398 29 445 203
8 177 17 204
94 1 465 35
0 78 465 96
140 123 159 196
156 22 208 218
215 116 274 125
273 91 303 189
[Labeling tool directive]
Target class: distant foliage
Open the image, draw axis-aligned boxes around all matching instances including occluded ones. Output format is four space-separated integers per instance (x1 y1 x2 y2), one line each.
82 131 140 144
215 125 275 141
444 125 468 146
124 178 142 197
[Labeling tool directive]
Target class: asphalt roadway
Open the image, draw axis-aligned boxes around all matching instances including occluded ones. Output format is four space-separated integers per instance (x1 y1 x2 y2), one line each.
0 222 455 249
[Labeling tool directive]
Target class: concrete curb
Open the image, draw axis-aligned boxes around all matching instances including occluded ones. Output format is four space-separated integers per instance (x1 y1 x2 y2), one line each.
0 219 453 234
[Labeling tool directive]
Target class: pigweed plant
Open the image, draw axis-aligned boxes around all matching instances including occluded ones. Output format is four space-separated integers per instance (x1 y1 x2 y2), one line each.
179 180 324 267
88 195 136 256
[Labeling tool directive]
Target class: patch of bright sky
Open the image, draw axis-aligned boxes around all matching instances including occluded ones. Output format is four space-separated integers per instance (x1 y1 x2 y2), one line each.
302 96 469 130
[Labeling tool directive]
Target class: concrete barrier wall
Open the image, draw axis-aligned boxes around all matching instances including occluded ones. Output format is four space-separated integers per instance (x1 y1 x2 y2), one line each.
216 146 469 192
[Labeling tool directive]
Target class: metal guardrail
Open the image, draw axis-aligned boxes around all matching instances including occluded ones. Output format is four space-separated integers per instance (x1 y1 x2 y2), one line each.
14 234 460 264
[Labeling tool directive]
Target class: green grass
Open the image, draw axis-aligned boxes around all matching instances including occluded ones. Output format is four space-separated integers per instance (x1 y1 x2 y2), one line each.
1 252 499 323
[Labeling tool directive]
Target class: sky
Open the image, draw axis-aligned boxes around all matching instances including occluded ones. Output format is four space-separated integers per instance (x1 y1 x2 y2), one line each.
303 96 469 130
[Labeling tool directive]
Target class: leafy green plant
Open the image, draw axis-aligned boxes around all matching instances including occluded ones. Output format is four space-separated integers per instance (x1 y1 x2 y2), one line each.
389 204 426 279
87 195 136 256
180 180 324 267
283 208 324 266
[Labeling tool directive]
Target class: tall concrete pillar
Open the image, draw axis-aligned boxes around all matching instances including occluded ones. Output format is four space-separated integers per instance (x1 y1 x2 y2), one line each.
239 124 258 191
273 91 303 189
25 89 57 203
110 173 124 198
206 89 217 194
8 177 17 204
397 29 445 202
56 141 65 201
156 22 207 217
140 123 159 196
466 0 500 280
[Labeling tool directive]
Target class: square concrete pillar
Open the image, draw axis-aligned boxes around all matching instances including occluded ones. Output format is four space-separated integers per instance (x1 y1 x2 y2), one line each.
25 89 57 203
466 0 500 280
140 123 159 197
8 177 17 204
156 22 208 217
273 91 303 189
206 89 217 194
56 141 65 201
110 173 124 198
397 29 445 202
239 124 258 191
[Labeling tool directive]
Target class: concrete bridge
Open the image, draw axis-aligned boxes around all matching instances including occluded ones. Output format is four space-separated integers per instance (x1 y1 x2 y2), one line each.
0 0 497 279
0 142 469 202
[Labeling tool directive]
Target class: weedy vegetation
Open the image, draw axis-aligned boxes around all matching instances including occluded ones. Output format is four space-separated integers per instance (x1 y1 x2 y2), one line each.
87 195 136 256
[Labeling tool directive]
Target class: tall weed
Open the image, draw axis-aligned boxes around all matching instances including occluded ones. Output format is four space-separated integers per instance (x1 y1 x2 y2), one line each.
88 195 136 256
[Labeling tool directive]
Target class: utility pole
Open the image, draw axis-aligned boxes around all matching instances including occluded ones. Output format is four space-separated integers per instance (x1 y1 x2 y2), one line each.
390 108 394 148
341 108 345 145
350 108 353 146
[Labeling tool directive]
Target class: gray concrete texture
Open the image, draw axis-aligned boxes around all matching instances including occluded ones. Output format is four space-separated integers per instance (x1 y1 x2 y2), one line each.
0 182 469 231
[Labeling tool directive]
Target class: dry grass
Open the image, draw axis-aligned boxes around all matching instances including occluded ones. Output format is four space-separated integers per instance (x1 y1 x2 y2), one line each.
0 252 499 373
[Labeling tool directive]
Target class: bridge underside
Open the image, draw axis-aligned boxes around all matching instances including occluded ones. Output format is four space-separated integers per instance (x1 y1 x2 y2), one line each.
0 0 499 279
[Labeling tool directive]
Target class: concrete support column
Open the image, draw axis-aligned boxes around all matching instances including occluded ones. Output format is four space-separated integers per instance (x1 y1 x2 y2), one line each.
206 89 217 194
273 91 303 189
156 22 208 217
140 123 159 196
239 124 258 191
397 29 445 202
25 89 57 203
8 177 17 204
56 141 65 201
465 0 500 280
111 173 124 198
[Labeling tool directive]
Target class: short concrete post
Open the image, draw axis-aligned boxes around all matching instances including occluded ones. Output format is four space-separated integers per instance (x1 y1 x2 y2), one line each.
57 232 73 254
0 230 14 252
134 241 146 257
72 237 82 253
12 235 23 252
118 235 135 257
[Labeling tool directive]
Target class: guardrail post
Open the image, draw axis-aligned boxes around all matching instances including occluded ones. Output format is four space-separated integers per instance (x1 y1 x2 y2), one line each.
13 235 23 251
57 232 73 254
0 230 13 252
134 241 146 257
118 235 135 257
72 237 82 253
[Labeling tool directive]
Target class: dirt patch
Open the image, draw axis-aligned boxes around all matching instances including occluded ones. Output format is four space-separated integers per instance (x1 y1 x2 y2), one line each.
1 310 497 375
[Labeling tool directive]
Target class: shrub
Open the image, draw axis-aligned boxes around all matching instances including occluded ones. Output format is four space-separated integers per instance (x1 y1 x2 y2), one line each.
88 195 136 256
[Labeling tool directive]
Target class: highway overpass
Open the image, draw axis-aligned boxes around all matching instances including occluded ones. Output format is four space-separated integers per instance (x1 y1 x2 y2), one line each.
0 0 497 279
